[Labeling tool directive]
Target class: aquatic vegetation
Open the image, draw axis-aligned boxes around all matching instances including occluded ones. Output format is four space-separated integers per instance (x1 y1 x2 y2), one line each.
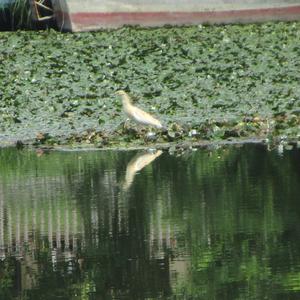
0 21 300 147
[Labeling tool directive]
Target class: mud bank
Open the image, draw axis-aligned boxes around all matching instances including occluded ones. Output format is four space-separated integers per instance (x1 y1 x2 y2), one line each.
0 22 300 149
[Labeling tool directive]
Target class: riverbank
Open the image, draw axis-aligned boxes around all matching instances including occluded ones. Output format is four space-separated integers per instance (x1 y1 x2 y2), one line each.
0 22 299 149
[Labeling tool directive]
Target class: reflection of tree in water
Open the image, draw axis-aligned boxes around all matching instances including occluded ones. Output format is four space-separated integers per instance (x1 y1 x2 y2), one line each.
1 145 300 298
0 149 172 298
165 145 300 299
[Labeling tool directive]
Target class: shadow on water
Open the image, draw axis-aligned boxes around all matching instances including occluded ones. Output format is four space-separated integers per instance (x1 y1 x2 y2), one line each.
1 144 300 299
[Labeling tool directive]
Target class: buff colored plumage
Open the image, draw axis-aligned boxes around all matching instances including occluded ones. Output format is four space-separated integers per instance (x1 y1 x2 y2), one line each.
116 90 163 129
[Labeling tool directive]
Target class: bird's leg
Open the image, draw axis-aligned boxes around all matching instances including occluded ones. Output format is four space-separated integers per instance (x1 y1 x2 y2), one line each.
123 120 141 138
123 118 131 131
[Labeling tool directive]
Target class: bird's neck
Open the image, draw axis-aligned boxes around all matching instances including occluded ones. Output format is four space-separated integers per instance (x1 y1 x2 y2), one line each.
121 94 133 109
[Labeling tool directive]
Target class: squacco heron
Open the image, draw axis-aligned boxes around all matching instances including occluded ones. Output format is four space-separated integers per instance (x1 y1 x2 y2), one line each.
116 90 163 129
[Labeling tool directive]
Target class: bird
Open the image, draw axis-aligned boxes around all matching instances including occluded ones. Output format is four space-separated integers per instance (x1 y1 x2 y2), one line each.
123 150 163 190
115 90 163 129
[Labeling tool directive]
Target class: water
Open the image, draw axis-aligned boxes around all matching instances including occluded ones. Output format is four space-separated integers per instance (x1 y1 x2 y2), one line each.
0 144 300 299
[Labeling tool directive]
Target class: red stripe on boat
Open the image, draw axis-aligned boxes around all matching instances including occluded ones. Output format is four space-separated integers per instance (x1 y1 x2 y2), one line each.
54 5 300 31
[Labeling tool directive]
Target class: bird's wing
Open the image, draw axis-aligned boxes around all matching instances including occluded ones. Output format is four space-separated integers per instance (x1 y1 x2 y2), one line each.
132 107 162 127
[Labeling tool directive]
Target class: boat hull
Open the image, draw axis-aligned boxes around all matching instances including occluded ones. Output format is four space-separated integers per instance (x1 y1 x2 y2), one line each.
51 0 300 31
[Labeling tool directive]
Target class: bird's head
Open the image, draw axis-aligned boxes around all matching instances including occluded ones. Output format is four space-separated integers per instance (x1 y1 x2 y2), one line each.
115 90 131 105
115 90 127 96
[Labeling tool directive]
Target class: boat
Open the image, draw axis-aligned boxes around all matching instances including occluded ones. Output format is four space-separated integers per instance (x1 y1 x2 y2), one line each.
34 0 300 31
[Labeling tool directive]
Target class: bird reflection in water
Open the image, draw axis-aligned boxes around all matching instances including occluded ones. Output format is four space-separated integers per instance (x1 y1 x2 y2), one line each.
123 149 163 191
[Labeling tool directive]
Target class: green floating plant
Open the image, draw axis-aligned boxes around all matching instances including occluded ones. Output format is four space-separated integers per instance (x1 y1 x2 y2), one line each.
1 21 300 147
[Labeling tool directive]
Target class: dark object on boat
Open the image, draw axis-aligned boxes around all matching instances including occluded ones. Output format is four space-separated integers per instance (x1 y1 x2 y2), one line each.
0 0 55 30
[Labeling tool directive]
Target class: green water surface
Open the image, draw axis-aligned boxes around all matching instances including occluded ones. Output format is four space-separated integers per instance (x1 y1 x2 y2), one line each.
0 144 300 299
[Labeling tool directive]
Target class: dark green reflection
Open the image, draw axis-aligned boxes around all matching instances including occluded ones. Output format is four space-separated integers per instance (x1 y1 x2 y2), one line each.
0 144 300 299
